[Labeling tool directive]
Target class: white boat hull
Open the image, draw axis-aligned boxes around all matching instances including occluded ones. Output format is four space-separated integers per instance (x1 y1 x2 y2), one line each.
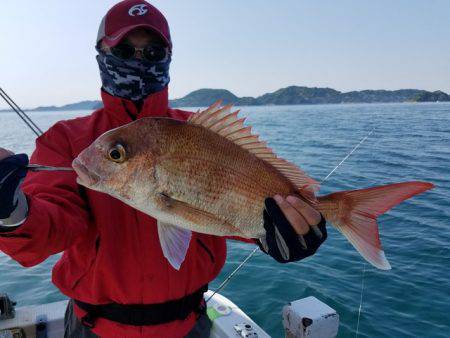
0 291 270 338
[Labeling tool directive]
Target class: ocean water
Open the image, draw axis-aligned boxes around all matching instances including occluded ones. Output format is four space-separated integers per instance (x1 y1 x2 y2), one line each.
0 102 449 337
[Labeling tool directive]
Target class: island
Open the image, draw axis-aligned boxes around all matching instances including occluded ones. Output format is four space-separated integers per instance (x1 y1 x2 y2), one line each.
1 86 449 112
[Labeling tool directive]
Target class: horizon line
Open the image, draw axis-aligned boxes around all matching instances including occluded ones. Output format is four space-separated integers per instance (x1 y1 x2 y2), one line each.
0 84 448 111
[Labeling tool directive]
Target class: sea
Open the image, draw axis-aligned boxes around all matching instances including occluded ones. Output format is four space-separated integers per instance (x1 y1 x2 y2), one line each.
0 102 449 337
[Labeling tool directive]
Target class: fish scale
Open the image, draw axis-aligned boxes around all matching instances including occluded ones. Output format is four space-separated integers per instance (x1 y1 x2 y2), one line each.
73 102 434 270
154 125 295 237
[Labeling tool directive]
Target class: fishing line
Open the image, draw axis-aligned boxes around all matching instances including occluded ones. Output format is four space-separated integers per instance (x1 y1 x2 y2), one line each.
321 127 375 184
205 246 258 303
0 87 43 137
209 124 376 308
355 263 366 338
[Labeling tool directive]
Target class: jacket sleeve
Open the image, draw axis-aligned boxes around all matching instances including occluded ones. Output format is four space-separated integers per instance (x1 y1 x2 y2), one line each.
0 123 91 267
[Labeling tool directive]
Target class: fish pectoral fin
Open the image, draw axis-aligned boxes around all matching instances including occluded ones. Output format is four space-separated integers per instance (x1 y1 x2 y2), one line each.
158 193 245 236
157 221 192 270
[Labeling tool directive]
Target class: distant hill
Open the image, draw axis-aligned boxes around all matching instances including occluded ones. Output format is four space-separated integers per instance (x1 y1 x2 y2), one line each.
169 89 239 107
170 86 450 107
341 89 431 103
1 86 449 112
409 90 450 102
254 86 341 105
32 100 103 112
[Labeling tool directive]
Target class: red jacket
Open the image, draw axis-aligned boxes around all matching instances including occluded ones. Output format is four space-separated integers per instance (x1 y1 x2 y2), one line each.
0 88 233 337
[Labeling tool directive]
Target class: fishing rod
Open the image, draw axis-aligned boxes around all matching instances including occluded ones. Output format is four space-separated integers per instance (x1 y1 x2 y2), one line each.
26 164 73 172
0 87 43 137
0 86 73 172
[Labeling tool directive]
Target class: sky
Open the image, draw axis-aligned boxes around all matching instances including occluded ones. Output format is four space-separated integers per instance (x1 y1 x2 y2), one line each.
1 0 449 109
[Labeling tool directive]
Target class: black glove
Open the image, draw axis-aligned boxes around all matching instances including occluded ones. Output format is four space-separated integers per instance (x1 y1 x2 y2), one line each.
0 154 29 219
258 197 327 263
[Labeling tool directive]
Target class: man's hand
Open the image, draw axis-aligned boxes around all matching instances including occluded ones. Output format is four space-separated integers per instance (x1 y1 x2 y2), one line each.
258 194 327 263
0 149 29 220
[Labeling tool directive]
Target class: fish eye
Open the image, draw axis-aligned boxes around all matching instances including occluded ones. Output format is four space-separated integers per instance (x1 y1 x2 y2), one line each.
108 144 126 163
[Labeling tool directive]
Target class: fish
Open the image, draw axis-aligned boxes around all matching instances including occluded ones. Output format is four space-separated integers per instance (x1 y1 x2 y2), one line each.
72 102 434 270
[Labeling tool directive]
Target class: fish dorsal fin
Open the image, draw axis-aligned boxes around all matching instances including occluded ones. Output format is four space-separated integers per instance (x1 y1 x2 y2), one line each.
188 101 319 194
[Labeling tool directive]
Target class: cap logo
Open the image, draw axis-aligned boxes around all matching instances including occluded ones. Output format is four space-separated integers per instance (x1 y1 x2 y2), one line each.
128 4 148 16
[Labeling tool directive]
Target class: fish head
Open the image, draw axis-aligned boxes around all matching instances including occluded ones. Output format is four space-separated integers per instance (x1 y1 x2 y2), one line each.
72 119 161 206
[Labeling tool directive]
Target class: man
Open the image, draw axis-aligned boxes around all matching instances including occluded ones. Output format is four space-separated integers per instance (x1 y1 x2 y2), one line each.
0 1 326 337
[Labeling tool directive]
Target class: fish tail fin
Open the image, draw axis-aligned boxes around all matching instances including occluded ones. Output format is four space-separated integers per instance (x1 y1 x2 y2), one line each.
317 181 434 270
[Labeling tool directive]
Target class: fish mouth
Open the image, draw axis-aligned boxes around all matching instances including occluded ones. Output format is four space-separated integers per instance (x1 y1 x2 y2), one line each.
72 158 100 187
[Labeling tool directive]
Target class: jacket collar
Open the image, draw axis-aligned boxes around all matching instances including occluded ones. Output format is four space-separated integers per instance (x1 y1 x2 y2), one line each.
101 87 169 124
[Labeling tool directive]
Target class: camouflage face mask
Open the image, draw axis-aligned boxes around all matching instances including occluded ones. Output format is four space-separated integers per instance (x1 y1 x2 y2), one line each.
96 50 171 101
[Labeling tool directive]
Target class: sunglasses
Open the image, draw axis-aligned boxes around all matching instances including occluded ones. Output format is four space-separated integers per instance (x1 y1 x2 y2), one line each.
109 43 171 62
